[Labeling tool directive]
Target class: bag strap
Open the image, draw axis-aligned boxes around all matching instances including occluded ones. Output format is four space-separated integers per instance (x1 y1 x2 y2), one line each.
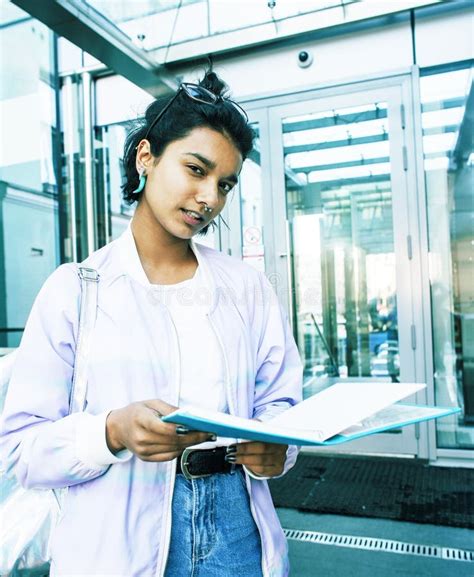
68 267 99 415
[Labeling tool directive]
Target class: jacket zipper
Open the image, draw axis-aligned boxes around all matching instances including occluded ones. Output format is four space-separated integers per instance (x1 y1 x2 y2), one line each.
207 313 269 577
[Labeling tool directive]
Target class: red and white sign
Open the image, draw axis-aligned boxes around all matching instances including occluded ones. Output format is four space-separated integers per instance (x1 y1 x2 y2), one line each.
243 226 262 246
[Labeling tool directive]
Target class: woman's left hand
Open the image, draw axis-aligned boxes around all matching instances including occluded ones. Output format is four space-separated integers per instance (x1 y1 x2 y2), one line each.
228 442 288 478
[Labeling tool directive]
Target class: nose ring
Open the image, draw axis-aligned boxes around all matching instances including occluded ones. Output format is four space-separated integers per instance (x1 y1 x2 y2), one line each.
204 204 212 213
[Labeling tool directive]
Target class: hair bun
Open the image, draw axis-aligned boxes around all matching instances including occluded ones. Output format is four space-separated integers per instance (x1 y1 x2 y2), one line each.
199 69 229 99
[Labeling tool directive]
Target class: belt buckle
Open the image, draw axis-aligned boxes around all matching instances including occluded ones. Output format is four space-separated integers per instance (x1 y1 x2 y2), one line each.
180 448 212 480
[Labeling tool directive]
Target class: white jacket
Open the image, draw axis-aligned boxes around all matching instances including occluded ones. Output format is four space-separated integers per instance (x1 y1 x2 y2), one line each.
1 225 303 577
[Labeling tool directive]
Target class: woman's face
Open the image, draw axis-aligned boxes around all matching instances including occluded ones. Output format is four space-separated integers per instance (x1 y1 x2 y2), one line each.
136 126 243 241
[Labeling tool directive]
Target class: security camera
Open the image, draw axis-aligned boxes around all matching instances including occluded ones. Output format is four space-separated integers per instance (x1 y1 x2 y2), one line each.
297 50 313 68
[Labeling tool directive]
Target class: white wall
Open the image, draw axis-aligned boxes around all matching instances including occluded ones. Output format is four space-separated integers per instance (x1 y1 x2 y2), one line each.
415 10 474 68
173 9 472 101
180 22 414 99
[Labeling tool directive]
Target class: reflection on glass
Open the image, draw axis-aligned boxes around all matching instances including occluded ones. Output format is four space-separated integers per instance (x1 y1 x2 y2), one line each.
86 0 207 51
209 0 344 35
95 123 134 243
283 102 400 395
422 66 474 450
239 126 265 272
0 11 59 348
85 0 360 53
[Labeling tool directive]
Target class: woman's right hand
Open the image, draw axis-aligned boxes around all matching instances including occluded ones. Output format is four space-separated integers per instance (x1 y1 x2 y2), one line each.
105 399 214 462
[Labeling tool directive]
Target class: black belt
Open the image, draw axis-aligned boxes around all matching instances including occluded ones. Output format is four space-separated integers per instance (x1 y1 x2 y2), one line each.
176 447 238 480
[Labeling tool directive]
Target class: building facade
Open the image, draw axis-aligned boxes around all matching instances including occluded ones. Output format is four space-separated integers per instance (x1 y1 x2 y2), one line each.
1 0 472 464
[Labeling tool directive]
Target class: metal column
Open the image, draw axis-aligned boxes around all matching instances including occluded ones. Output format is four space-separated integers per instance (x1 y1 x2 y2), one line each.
81 71 96 256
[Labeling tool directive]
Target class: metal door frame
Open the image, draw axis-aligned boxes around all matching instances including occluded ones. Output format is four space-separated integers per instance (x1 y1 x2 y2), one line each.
227 71 432 458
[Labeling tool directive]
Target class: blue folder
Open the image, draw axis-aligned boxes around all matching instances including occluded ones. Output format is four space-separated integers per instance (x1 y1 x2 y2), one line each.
162 404 461 446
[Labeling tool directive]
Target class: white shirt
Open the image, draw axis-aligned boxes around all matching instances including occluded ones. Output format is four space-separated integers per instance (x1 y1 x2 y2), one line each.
151 266 228 413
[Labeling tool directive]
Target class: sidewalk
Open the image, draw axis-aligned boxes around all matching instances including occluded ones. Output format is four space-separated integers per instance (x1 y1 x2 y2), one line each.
277 508 474 577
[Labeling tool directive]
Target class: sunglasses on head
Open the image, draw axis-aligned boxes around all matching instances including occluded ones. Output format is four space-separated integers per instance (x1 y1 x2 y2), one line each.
144 82 248 141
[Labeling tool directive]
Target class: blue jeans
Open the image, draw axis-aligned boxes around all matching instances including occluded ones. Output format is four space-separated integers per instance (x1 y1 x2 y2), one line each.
164 468 263 577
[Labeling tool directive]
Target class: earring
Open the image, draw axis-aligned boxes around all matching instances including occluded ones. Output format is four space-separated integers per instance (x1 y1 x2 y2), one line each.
132 168 147 195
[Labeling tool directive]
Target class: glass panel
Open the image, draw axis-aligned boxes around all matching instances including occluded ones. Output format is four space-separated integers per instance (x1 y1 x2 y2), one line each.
240 125 265 272
209 0 342 35
92 122 134 245
87 0 201 22
83 0 427 56
61 74 102 261
283 102 400 396
0 8 60 349
421 65 474 450
95 123 134 243
85 0 347 49
86 0 207 51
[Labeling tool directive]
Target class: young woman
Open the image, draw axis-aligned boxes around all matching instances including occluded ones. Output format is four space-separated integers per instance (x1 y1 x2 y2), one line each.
2 71 302 577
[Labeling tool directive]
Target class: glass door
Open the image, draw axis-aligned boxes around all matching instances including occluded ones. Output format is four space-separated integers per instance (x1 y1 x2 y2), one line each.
267 79 423 455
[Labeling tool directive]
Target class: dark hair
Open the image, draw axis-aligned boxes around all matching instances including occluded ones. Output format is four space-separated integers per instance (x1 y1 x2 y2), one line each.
121 70 255 231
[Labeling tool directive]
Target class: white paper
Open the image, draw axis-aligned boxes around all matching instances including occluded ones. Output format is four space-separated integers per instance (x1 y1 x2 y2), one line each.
339 404 448 436
269 382 426 441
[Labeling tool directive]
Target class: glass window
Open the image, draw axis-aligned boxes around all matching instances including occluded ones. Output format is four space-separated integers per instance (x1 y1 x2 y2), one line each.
83 0 412 57
86 0 207 51
421 65 474 450
95 123 134 243
282 101 400 390
0 4 60 349
209 0 342 35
